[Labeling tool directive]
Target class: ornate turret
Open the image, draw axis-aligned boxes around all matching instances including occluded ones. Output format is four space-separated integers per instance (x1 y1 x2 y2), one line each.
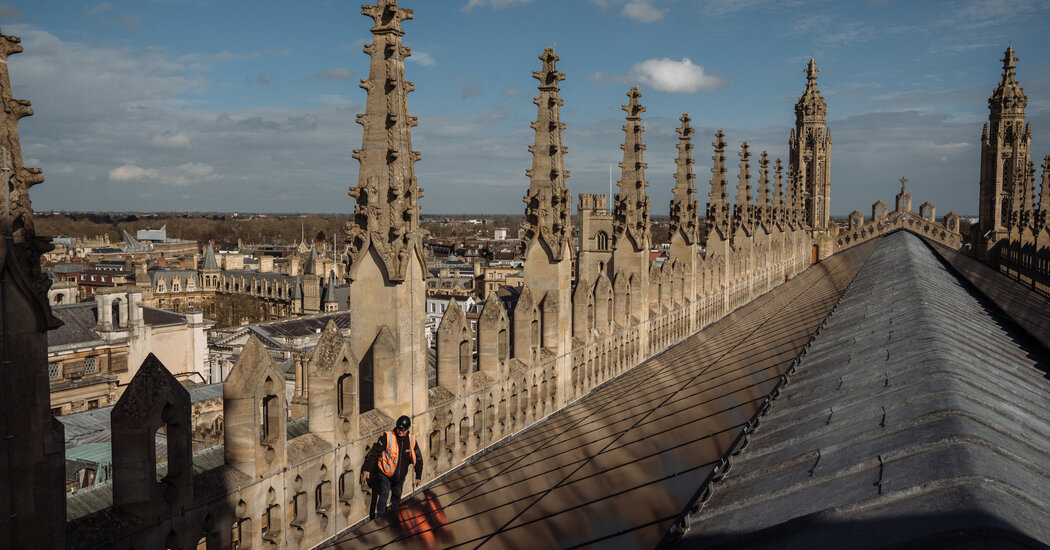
706 130 731 238
613 86 651 252
521 47 574 362
789 58 831 229
668 113 698 245
733 142 753 232
774 157 784 225
346 0 425 283
522 47 572 261
0 26 66 549
756 151 771 228
344 0 428 420
980 47 1032 243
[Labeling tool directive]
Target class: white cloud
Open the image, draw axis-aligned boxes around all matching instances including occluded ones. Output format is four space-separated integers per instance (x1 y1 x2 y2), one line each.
109 164 158 182
408 51 436 66
85 3 114 15
622 0 665 22
628 57 723 93
108 162 216 186
312 67 353 80
152 132 190 148
462 0 532 11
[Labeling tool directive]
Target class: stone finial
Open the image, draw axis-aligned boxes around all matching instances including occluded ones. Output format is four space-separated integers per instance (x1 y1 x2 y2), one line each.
795 58 827 120
346 0 424 283
899 176 908 194
990 46 1027 115
362 0 414 34
522 47 572 261
669 113 698 245
706 129 731 237
534 47 565 89
622 86 646 120
613 87 651 252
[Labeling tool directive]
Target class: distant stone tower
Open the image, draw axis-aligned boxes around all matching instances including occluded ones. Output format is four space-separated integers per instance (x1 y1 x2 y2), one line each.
0 27 66 550
344 0 428 418
521 47 573 361
577 193 613 285
200 242 219 291
611 87 651 324
789 59 831 230
980 47 1032 246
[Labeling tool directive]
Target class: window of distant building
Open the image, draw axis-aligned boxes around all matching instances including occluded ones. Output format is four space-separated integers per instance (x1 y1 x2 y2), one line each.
596 231 609 251
48 362 60 381
84 356 98 374
173 280 181 292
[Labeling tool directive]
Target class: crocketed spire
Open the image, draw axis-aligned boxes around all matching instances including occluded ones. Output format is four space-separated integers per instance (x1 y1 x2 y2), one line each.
669 113 698 245
346 0 425 283
521 47 572 261
613 86 651 252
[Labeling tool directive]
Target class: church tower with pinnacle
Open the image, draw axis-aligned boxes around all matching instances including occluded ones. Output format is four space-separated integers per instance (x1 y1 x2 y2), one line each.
0 26 66 550
980 46 1031 246
344 0 427 418
789 59 831 230
521 47 573 358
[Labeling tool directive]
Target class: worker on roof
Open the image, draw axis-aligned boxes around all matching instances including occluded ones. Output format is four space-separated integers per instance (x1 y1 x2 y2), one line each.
362 415 424 518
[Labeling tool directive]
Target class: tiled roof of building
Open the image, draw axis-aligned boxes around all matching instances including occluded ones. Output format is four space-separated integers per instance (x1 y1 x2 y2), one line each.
680 231 1050 547
141 307 187 327
332 236 878 548
253 311 351 339
49 303 101 348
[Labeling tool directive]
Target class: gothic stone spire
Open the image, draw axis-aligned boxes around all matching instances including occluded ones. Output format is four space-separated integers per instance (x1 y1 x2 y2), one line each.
706 129 731 237
669 113 698 245
0 28 55 326
614 86 651 251
733 142 753 231
774 157 784 225
756 151 772 227
1038 155 1050 229
522 47 572 261
346 0 424 283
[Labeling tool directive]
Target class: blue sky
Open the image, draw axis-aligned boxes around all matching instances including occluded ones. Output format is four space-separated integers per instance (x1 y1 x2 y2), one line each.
4 0 1049 216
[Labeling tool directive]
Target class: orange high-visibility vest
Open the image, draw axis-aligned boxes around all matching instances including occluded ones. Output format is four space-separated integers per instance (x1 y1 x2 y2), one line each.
377 430 416 478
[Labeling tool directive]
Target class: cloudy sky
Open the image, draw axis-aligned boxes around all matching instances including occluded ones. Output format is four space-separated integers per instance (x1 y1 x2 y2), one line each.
4 0 1050 215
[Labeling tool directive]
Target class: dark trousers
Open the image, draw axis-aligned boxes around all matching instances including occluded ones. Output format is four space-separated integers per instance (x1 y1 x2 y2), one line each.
370 472 405 518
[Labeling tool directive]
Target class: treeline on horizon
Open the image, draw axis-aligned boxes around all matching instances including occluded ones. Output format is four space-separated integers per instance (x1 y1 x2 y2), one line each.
34 211 535 246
